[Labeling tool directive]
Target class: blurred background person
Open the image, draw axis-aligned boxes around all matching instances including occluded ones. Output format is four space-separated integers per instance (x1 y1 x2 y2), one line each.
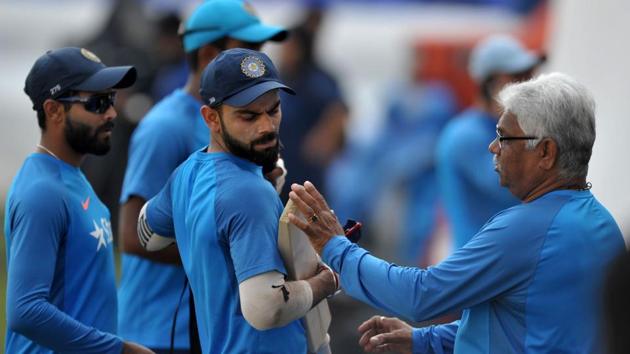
278 9 349 201
117 1 288 353
78 0 177 235
435 34 544 251
327 42 458 266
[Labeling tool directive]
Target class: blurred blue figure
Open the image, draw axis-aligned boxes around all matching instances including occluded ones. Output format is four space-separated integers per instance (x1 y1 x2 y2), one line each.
436 34 543 250
327 55 456 265
279 21 349 201
377 81 456 264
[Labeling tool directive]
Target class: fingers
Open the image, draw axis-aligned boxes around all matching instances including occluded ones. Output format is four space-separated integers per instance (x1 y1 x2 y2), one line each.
288 190 316 219
370 332 409 346
290 184 320 215
365 331 411 353
357 315 381 333
358 316 386 347
358 317 413 354
381 316 410 331
288 212 308 232
304 181 330 211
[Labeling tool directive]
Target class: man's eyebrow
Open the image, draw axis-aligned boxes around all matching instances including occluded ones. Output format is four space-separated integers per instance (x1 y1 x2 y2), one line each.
234 99 281 115
234 107 259 115
267 100 281 111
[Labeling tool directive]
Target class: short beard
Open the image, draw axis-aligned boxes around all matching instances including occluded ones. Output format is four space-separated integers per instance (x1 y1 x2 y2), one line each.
219 113 280 173
64 114 113 155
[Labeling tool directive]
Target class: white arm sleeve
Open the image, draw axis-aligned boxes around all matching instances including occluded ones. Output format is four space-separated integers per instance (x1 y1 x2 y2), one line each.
239 271 313 330
137 202 175 251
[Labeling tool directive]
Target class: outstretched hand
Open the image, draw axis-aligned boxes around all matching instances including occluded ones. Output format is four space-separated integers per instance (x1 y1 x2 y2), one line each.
287 181 344 254
357 316 413 354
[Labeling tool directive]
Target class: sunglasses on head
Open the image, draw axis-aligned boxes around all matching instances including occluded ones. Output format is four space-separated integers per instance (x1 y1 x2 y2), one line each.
56 92 117 114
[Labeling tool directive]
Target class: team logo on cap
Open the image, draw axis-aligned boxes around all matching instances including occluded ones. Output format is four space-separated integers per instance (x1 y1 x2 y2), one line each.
241 56 265 78
80 48 101 63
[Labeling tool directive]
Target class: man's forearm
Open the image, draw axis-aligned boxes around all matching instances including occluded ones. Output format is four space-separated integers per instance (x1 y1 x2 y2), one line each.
7 297 122 353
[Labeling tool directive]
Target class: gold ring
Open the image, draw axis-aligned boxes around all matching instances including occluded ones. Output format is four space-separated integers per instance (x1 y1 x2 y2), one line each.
309 213 319 223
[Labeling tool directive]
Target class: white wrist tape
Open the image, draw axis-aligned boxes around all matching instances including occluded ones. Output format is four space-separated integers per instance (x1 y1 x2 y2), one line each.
239 271 312 330
138 202 175 251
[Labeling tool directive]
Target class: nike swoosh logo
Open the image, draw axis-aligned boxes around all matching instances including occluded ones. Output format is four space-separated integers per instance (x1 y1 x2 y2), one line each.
82 196 90 211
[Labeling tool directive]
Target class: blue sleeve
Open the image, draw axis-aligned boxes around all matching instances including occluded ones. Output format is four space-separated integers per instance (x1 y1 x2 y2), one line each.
146 172 176 237
412 321 458 354
120 116 189 203
322 209 533 322
6 185 123 353
217 181 286 283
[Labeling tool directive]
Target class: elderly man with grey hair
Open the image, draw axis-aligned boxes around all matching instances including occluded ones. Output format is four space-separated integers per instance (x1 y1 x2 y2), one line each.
287 72 625 354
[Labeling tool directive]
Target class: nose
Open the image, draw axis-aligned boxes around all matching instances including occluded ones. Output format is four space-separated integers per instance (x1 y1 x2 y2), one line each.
489 138 500 155
258 112 277 134
103 104 118 121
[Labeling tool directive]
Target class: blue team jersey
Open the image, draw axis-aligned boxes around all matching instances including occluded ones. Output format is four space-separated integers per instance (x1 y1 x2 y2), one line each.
118 89 206 349
323 189 624 353
435 108 518 249
4 154 121 354
146 150 307 354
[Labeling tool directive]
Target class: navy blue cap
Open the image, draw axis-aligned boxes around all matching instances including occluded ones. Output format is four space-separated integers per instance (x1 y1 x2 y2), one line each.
200 48 294 108
24 47 137 110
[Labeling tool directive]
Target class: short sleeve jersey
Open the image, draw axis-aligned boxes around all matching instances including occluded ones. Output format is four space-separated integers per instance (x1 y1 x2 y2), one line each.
117 89 206 348
146 150 306 354
4 154 120 353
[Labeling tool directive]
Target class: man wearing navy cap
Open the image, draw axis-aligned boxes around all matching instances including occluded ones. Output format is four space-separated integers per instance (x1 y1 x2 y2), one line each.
436 34 544 251
4 47 152 353
117 1 288 353
136 48 339 354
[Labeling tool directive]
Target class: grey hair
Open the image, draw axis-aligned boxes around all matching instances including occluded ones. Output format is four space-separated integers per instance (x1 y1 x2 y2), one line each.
497 72 596 180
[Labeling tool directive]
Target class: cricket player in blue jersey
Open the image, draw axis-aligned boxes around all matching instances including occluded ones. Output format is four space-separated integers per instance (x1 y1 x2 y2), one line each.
136 48 339 354
117 2 288 352
288 73 625 353
4 47 152 354
436 34 543 250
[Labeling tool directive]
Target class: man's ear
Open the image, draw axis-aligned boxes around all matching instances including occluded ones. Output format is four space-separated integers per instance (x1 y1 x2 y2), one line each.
42 99 66 127
537 138 558 171
200 105 221 133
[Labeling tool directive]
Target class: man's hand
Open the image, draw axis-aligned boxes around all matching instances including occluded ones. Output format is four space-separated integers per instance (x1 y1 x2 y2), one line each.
287 181 344 254
122 341 155 354
357 316 413 354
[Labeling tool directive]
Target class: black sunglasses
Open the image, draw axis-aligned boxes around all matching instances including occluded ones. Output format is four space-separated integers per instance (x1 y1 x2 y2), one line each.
57 92 116 114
